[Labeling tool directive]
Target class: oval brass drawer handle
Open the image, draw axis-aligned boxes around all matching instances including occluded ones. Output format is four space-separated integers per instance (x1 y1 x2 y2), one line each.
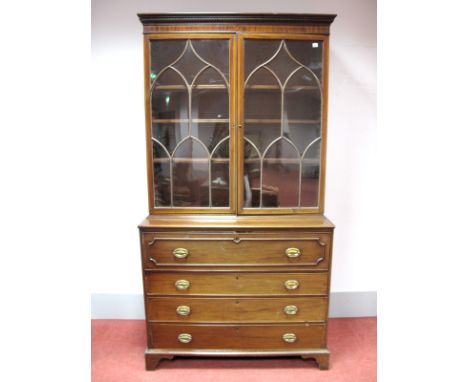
282 333 297 343
285 247 301 258
175 279 190 290
173 248 189 259
176 305 191 316
177 333 192 344
284 280 300 290
283 305 298 315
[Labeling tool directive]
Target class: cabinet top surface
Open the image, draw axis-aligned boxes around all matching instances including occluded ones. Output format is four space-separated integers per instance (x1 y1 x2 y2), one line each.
137 13 337 26
139 214 335 230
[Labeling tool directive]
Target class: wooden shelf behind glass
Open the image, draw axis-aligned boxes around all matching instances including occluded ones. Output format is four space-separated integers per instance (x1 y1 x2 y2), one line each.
154 84 227 90
152 119 230 123
244 158 320 164
245 119 321 124
245 85 319 90
154 158 229 164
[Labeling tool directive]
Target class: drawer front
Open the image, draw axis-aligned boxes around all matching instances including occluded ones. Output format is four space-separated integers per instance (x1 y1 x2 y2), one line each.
142 232 330 268
147 296 328 323
145 272 328 296
150 323 326 349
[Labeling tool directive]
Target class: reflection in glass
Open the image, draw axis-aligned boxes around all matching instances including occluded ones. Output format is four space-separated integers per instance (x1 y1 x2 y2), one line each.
284 68 321 122
192 40 230 80
150 39 230 208
152 121 188 155
173 162 209 207
192 67 228 120
263 160 300 207
286 40 323 83
243 139 260 207
243 39 323 208
301 138 321 207
262 139 300 207
210 162 229 207
210 138 230 207
243 122 281 155
152 140 171 206
193 122 229 150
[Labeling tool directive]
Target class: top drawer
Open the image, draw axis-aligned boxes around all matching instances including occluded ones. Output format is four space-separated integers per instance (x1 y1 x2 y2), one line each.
141 231 331 269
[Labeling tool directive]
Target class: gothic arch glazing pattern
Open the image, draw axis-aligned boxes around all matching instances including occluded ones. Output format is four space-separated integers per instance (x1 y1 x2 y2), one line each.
150 39 231 208
243 39 323 208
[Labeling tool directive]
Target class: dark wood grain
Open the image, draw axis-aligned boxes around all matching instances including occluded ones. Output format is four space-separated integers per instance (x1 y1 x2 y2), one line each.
138 13 336 371
147 296 328 323
139 214 335 230
149 323 326 350
142 231 330 268
145 271 329 296
138 13 337 26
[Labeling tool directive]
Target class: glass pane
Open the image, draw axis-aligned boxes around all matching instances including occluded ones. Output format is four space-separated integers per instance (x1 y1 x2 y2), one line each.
172 44 206 84
173 162 209 207
192 68 229 120
211 162 229 207
285 123 320 155
152 140 171 207
243 38 323 209
150 38 230 209
152 71 189 121
284 68 321 122
243 122 280 155
265 43 300 84
286 40 323 83
263 160 300 207
173 137 209 159
245 67 281 121
191 40 230 81
262 139 300 207
301 139 321 207
244 66 281 154
193 122 229 150
243 139 260 208
244 40 279 80
150 40 187 78
210 138 230 207
152 121 188 155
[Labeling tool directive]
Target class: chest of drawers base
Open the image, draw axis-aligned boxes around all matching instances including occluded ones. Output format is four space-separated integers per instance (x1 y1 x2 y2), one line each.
145 348 330 370
139 215 334 370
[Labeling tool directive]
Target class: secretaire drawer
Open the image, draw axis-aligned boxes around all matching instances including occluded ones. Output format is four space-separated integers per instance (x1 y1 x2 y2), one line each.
145 272 328 296
147 296 328 323
141 231 331 268
149 323 326 350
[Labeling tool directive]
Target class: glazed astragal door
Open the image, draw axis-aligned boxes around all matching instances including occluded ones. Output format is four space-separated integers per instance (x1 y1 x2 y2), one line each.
238 35 328 214
146 34 236 213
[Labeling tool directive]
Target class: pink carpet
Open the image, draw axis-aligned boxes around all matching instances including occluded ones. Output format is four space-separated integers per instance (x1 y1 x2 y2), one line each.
92 317 376 382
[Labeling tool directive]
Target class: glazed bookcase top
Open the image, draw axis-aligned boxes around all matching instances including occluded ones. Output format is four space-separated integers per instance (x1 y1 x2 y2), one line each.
140 14 335 215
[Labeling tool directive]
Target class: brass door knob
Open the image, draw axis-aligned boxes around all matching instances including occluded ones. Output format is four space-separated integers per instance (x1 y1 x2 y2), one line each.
173 248 189 259
177 333 192 343
175 279 190 290
284 280 300 290
282 333 297 343
176 305 191 316
285 247 301 258
283 305 298 315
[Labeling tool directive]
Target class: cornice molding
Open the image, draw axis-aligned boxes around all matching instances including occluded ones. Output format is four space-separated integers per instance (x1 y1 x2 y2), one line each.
137 13 337 26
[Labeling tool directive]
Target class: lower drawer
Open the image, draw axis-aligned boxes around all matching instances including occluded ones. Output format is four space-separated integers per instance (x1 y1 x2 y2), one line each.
147 296 328 323
145 272 328 296
150 323 326 350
